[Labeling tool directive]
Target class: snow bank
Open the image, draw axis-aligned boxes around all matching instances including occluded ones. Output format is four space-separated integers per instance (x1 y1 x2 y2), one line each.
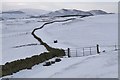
5 50 118 78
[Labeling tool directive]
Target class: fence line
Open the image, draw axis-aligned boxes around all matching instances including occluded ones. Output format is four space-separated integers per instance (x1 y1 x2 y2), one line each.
65 44 119 58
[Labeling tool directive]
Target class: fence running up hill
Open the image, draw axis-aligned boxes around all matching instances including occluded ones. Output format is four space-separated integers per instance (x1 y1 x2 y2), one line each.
65 44 119 57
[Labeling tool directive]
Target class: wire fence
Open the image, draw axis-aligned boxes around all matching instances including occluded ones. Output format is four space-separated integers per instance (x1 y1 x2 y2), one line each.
65 44 120 58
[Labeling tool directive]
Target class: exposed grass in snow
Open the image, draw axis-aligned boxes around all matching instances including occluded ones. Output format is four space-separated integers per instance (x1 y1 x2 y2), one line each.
1 50 64 77
2 18 76 77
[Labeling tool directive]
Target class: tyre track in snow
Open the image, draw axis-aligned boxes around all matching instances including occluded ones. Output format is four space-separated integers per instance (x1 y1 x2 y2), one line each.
49 55 99 78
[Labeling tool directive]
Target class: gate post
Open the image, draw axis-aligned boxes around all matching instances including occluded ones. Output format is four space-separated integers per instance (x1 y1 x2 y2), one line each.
90 47 92 55
115 45 117 51
97 44 100 54
68 48 71 58
83 48 85 56
76 49 77 57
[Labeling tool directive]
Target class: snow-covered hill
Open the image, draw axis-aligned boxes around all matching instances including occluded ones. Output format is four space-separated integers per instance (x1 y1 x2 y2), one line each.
89 10 109 15
42 9 109 17
2 13 117 64
1 9 110 21
2 11 24 14
1 9 49 20
1 9 118 78
20 9 49 15
2 18 47 64
35 14 118 49
43 9 93 17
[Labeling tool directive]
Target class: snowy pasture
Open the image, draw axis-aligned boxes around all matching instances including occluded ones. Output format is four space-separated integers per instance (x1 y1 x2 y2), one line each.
2 19 47 64
1 12 118 78
36 14 118 50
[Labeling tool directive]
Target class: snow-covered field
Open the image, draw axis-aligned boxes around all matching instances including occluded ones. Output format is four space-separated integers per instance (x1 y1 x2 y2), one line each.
5 50 118 78
1 9 118 78
2 19 47 64
36 14 118 49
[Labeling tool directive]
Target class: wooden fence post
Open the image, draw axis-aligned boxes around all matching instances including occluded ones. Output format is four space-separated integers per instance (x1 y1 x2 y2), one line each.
68 48 71 58
97 44 100 54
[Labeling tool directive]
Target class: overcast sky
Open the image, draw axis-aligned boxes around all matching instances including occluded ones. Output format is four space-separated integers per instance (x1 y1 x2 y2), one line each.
2 2 118 13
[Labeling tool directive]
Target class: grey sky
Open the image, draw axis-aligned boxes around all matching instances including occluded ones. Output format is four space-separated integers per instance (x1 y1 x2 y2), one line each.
2 2 118 13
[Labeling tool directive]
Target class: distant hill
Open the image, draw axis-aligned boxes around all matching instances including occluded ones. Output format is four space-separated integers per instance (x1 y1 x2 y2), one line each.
1 9 110 20
2 11 24 14
89 10 108 15
20 9 49 15
1 9 49 20
41 9 110 17
42 9 93 17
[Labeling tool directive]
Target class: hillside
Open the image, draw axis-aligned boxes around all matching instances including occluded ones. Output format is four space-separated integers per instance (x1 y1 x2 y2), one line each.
1 9 118 78
35 14 118 49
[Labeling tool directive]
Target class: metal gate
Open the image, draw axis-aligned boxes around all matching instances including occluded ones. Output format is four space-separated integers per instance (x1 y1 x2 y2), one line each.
65 44 119 58
65 46 98 57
